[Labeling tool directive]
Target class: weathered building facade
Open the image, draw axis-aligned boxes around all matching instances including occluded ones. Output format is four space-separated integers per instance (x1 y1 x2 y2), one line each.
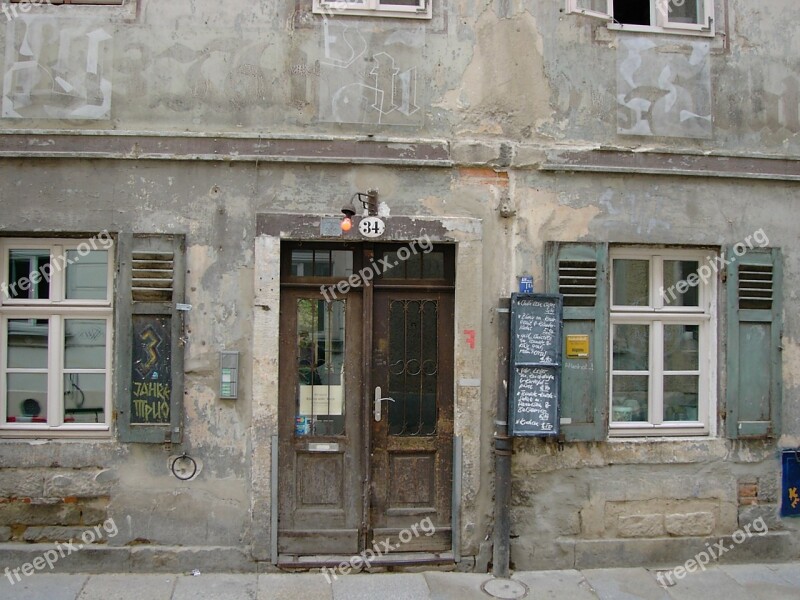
0 0 798 572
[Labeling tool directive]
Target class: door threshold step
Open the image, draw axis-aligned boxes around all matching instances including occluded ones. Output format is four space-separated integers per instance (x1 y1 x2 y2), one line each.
278 551 455 569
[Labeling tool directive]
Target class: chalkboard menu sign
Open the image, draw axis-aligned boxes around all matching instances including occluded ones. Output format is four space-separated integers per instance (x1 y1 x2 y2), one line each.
131 315 172 424
508 293 563 437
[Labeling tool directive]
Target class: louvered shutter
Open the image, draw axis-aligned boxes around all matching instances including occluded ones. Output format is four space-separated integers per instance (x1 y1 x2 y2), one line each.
544 242 609 441
116 233 186 443
725 248 782 439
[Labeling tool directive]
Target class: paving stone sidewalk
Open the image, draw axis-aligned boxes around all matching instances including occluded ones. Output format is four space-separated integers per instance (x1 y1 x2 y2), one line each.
1 563 799 599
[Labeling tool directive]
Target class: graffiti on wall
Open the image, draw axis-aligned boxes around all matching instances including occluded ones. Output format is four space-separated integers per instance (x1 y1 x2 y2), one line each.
318 20 424 126
617 38 712 139
3 17 113 119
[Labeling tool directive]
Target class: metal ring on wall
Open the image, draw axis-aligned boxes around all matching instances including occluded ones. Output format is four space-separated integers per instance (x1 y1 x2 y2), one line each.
170 453 198 481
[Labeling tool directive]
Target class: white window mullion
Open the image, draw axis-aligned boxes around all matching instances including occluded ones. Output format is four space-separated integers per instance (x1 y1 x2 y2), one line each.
52 245 65 303
48 315 63 427
0 316 7 424
653 255 664 310
651 321 664 425
104 315 113 426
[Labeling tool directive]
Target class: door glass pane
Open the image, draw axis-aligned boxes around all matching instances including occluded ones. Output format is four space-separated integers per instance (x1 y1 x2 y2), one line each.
381 248 446 280
613 259 649 306
290 249 352 278
664 324 699 371
296 298 345 436
65 320 107 369
662 260 700 307
7 249 50 300
7 319 49 368
664 375 699 421
388 299 438 436
65 250 108 300
6 373 47 422
64 374 106 424
611 375 648 422
612 324 649 371
422 251 444 278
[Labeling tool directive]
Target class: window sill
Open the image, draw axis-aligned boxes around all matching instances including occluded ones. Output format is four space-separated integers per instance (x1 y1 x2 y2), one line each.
0 427 111 440
606 23 715 38
608 428 711 439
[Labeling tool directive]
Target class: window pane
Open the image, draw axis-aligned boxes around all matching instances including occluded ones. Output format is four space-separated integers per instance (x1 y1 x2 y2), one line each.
613 324 649 371
667 0 701 24
63 373 106 424
6 373 47 422
662 260 700 307
612 375 648 422
296 298 345 436
664 375 699 421
664 324 699 371
613 0 650 25
613 259 649 306
7 319 48 369
64 320 107 369
575 0 608 13
7 249 50 300
65 250 108 300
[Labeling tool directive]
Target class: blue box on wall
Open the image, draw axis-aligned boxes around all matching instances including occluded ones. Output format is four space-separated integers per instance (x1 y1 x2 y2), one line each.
781 450 800 517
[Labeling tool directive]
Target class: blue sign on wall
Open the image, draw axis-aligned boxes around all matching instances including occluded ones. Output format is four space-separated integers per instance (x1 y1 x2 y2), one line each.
519 276 533 294
781 450 800 517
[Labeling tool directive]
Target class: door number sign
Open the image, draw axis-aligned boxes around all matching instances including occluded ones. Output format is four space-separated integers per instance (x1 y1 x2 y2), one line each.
359 216 385 238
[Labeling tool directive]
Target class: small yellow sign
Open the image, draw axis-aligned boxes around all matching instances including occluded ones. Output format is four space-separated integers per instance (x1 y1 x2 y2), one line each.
566 334 590 358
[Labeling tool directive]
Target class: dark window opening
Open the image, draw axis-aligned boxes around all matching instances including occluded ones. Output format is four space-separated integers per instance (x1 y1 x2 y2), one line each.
613 0 651 26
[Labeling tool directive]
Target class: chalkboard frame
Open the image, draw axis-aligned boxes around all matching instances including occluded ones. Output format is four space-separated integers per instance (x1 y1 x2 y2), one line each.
508 293 564 437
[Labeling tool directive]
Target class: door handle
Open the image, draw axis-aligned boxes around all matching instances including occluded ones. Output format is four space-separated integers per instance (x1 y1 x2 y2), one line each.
374 386 395 422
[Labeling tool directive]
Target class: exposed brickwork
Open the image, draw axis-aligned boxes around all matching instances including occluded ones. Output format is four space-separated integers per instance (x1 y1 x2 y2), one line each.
0 496 109 541
738 482 758 505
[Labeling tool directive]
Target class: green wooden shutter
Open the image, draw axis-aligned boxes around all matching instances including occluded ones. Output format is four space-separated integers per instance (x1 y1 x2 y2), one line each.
725 247 782 439
544 242 608 441
116 233 186 444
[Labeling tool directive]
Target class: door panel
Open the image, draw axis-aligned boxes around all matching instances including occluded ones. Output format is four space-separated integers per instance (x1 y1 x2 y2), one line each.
370 291 454 552
278 289 363 554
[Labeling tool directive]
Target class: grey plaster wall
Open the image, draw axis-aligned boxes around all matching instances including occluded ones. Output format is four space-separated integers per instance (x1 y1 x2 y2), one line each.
0 1 797 154
0 0 798 571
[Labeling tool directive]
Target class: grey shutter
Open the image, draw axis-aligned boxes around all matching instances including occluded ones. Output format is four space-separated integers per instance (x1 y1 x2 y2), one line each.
544 242 608 441
725 247 782 439
116 233 186 443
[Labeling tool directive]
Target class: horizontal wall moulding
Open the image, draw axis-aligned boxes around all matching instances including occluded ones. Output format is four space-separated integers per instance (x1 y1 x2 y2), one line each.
541 149 800 182
0 133 452 167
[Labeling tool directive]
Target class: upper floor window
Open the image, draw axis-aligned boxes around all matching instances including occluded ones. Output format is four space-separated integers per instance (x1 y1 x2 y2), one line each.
0 236 114 436
313 0 432 19
567 0 714 35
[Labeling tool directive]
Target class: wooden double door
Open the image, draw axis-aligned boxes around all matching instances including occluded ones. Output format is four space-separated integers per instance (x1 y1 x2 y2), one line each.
277 243 454 558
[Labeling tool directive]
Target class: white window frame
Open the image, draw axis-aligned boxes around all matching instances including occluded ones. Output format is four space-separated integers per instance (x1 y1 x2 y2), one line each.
566 0 715 36
313 0 432 19
609 248 717 437
0 238 114 438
